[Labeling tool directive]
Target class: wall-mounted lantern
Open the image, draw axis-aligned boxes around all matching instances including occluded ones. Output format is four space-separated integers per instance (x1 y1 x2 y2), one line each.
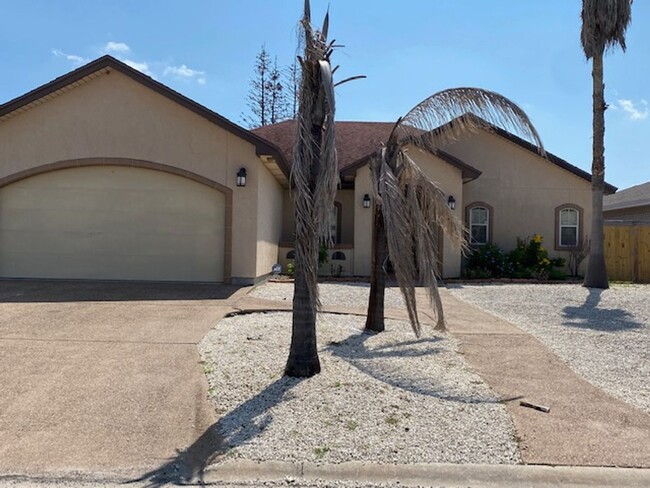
447 195 456 210
362 194 371 209
236 168 247 187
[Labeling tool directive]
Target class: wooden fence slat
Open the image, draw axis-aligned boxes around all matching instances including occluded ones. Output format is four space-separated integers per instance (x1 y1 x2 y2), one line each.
605 223 650 283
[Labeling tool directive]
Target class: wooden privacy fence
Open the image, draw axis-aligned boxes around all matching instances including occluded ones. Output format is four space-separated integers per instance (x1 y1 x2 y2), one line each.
604 221 650 283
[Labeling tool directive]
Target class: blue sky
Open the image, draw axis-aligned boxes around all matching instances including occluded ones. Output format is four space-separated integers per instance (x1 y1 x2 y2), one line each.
1 0 647 189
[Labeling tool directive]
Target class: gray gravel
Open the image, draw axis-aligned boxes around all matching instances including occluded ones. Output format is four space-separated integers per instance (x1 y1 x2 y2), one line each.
250 282 405 310
198 311 520 466
447 284 650 413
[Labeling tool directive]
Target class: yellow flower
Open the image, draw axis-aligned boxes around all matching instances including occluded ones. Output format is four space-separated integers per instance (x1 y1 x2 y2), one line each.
533 234 543 244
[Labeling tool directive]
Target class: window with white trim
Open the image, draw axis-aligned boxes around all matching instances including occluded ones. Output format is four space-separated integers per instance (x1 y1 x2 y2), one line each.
469 206 489 245
559 207 579 247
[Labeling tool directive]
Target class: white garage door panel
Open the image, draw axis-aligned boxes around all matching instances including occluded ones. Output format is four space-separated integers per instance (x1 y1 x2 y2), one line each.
0 166 225 282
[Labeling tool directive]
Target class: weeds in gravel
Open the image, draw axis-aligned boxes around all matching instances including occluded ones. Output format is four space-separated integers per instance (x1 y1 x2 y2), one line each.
385 414 399 426
346 420 358 431
314 446 331 458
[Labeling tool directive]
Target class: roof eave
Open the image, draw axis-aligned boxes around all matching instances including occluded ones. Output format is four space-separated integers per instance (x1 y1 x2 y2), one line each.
0 55 291 179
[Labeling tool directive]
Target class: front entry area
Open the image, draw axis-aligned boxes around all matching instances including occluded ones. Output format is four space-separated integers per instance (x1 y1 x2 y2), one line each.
0 165 226 282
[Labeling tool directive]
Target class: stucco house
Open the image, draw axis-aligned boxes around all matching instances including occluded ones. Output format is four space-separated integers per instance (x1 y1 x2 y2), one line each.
255 117 616 279
0 56 615 284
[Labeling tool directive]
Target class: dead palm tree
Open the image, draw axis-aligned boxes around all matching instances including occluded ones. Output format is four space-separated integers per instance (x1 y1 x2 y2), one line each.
365 89 544 336
581 0 633 289
285 1 338 377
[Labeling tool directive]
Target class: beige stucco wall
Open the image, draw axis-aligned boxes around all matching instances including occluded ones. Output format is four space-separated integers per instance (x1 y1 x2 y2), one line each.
352 151 464 278
256 161 284 277
444 130 593 269
0 69 278 282
353 165 375 276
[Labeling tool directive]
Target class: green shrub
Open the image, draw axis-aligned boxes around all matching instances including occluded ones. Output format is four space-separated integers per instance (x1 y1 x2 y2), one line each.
508 234 565 280
548 268 567 280
319 240 329 267
464 234 565 280
465 243 513 278
286 262 295 276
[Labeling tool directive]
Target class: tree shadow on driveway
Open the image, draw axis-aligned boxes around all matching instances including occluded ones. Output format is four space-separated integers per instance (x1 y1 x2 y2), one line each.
130 377 304 486
562 288 644 332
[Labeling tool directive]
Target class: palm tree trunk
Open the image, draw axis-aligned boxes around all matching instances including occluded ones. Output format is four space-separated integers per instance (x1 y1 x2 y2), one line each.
285 251 320 376
584 50 609 289
365 206 387 333
285 119 324 377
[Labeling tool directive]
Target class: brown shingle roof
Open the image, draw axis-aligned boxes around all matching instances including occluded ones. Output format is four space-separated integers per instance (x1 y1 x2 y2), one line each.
254 116 616 193
252 120 395 172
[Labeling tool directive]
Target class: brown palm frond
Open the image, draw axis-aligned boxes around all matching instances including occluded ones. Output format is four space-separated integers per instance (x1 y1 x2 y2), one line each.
372 87 542 337
393 88 544 156
290 0 338 312
372 147 466 336
581 0 633 59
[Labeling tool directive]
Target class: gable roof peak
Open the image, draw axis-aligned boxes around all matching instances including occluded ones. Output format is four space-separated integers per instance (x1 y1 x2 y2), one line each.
0 55 289 176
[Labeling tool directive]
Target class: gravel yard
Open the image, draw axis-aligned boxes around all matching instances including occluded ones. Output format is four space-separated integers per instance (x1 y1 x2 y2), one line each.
447 284 650 413
198 311 520 465
250 282 405 310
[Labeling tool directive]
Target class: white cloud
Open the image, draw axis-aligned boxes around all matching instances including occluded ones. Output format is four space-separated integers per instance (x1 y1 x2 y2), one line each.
617 98 648 121
103 41 130 54
121 59 153 77
163 64 207 85
51 49 88 65
51 43 206 85
164 64 207 84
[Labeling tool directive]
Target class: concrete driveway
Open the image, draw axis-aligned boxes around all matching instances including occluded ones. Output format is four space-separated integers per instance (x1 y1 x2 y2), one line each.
0 280 242 479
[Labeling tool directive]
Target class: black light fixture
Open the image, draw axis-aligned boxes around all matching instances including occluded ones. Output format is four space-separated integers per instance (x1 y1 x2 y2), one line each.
447 195 456 210
236 168 247 187
362 194 371 209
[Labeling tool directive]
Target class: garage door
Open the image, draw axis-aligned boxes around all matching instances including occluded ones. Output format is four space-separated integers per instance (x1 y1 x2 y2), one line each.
0 165 225 282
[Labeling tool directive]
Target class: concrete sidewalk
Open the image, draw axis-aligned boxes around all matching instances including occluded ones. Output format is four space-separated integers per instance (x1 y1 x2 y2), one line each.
435 289 650 468
204 459 650 488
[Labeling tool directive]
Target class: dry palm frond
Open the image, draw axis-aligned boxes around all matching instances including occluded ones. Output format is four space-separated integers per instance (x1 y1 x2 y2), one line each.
373 87 543 336
394 88 544 156
581 0 633 58
290 1 338 312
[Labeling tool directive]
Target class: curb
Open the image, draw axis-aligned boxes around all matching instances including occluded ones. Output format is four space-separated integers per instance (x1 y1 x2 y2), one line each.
203 460 650 487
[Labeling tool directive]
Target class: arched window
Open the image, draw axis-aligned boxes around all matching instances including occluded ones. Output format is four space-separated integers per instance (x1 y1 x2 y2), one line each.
286 250 295 259
555 204 583 249
331 251 346 261
466 202 493 245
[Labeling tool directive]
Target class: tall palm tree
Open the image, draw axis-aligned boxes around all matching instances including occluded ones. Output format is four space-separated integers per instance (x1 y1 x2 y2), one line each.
365 89 544 336
285 1 338 377
581 0 633 289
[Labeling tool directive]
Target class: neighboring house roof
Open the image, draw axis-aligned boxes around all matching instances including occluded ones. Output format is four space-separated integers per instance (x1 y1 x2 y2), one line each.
0 55 290 177
604 181 650 211
252 119 482 181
